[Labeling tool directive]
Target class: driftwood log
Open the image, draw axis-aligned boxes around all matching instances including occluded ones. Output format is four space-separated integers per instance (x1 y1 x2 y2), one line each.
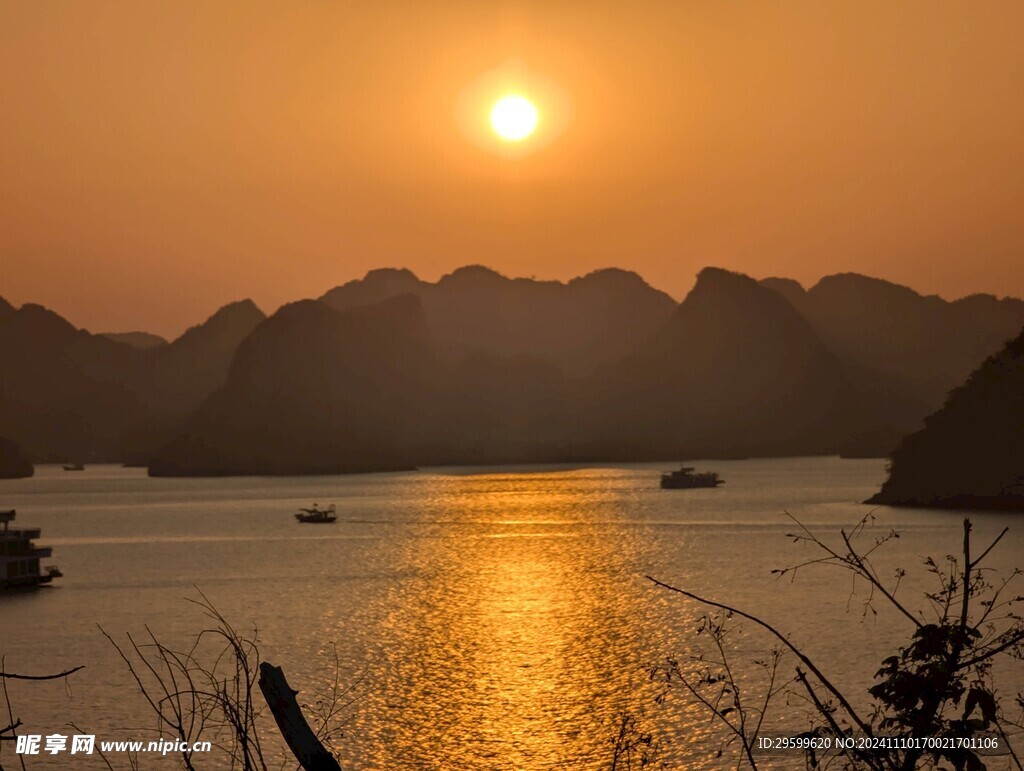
258 662 342 771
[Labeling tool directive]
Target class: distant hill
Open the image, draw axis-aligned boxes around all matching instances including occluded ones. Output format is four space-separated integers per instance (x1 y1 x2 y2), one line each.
761 273 1024 408
0 304 148 460
138 300 265 414
867 325 1024 510
0 297 15 318
102 331 168 350
7 266 1024 474
581 267 884 459
116 300 266 461
321 266 677 375
0 300 264 462
149 296 435 476
0 437 33 479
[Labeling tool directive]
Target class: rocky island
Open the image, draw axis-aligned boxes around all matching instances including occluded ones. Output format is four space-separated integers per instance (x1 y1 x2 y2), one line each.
0 437 33 479
868 325 1024 510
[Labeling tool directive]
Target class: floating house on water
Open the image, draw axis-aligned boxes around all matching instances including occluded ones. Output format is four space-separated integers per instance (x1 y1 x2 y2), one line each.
1 509 61 591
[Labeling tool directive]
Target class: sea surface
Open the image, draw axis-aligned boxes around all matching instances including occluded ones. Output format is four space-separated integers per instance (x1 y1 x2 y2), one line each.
1 459 1022 769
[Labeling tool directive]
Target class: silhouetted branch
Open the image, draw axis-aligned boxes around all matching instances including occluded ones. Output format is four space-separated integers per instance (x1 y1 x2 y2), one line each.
971 526 1010 569
0 665 84 681
957 629 1024 670
794 668 888 771
839 527 921 629
652 514 1024 769
646 576 876 740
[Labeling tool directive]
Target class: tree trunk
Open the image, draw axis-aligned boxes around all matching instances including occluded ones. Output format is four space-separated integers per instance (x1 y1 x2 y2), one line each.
258 662 342 771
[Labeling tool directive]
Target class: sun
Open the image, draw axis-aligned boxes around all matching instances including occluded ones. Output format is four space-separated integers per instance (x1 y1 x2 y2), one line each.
490 95 538 142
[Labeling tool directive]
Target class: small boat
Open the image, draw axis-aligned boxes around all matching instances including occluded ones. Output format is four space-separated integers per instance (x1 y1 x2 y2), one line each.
1 509 62 591
660 465 724 489
63 463 85 471
295 503 337 523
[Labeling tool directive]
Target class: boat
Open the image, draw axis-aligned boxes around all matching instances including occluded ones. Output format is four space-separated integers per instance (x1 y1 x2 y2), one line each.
660 466 724 489
1 509 62 591
295 504 337 523
63 463 85 471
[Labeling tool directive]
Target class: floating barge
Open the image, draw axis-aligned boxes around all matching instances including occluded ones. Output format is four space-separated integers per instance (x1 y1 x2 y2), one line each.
1 509 62 591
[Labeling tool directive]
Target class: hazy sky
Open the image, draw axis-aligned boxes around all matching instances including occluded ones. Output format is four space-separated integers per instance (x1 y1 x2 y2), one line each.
3 1 1024 337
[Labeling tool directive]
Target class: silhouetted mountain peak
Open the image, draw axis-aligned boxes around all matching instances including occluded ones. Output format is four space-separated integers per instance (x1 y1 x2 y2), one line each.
652 268 830 359
363 267 420 283
568 268 663 296
640 268 842 396
952 292 1024 314
760 277 807 307
438 264 509 288
651 268 819 346
169 299 265 347
358 267 422 295
591 266 857 458
956 292 1000 307
252 295 429 345
320 268 424 310
258 298 332 328
208 298 264 326
809 272 931 308
320 264 677 375
686 267 800 313
760 276 804 291
0 296 15 317
2 303 80 342
696 265 742 284
133 299 267 422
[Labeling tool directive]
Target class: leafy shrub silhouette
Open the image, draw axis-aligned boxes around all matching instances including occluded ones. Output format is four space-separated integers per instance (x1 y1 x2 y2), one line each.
649 514 1024 770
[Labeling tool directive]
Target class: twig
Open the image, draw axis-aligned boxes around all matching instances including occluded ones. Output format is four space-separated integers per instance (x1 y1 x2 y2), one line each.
0 656 27 771
646 576 877 740
0 666 84 681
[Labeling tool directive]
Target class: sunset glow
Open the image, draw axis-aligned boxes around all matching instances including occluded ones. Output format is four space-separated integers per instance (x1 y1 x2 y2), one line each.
3 4 1024 768
3 3 1024 338
489 95 538 141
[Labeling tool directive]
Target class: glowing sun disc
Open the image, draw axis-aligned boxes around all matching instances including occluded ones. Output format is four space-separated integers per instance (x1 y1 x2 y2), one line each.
490 95 538 141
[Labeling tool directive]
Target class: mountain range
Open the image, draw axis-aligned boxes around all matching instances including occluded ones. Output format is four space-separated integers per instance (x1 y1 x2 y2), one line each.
320 266 677 376
2 266 1023 475
761 273 1024 407
0 299 264 461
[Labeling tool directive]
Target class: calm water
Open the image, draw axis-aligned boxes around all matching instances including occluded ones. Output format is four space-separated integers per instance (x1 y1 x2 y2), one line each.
1 459 1022 769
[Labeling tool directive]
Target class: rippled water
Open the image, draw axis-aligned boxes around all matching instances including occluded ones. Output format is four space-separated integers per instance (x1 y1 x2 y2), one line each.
1 459 1022 769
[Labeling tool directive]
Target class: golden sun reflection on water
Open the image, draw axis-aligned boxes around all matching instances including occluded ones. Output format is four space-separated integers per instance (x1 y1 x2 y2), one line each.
220 460 933 769
361 471 685 768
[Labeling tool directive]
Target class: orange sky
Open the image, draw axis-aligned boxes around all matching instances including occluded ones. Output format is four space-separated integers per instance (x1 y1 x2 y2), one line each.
2 1 1024 338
